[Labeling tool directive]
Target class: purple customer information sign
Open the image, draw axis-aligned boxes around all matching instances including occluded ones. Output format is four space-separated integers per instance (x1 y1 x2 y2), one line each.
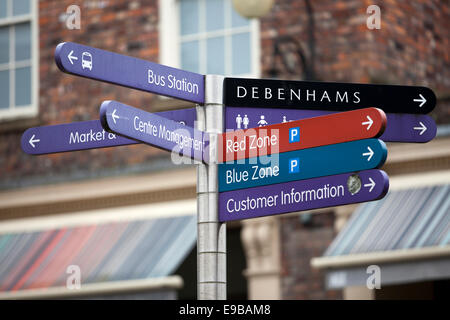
219 169 389 222
55 42 205 104
100 101 209 163
21 109 196 155
226 107 436 143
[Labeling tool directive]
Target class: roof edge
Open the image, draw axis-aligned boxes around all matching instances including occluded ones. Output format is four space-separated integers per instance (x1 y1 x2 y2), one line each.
311 246 450 269
0 276 183 300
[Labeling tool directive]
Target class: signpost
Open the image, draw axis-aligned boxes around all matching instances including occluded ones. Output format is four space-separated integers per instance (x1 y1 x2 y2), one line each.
225 107 437 143
223 77 436 114
100 101 209 163
219 169 389 222
20 41 439 301
55 42 205 103
219 138 387 192
220 107 386 162
21 109 196 155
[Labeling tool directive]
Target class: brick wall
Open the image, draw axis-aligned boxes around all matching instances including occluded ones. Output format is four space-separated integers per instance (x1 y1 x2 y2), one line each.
260 0 450 122
280 212 341 300
0 0 181 189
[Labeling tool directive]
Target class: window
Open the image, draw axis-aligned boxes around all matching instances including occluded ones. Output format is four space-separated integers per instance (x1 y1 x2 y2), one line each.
0 0 38 121
160 0 259 78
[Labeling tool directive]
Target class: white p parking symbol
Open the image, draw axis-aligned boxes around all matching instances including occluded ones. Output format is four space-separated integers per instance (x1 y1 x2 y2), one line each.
289 127 300 143
289 158 299 173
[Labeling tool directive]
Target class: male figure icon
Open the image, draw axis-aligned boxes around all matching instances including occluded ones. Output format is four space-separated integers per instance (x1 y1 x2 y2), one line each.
236 114 243 129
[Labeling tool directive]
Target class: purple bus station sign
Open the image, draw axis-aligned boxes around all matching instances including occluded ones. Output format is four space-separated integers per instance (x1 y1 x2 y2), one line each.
100 101 209 163
55 42 205 104
218 169 389 222
21 109 196 155
225 107 437 143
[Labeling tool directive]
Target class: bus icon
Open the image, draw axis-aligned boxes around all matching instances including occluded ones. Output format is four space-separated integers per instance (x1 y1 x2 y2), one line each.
81 52 93 70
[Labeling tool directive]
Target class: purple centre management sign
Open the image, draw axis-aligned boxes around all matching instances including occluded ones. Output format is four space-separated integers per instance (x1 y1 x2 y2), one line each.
21 108 196 155
100 101 209 163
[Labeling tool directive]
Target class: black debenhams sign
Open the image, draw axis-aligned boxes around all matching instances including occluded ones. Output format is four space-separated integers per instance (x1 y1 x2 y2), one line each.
223 78 436 114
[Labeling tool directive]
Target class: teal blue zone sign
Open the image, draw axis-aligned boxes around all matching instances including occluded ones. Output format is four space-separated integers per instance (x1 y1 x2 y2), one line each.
218 138 387 192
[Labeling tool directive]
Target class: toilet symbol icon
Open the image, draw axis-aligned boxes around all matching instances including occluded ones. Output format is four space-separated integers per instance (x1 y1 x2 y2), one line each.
236 114 242 129
243 115 249 129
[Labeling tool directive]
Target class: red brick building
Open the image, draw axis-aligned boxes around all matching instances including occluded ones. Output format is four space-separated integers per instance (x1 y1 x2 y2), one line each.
0 0 448 299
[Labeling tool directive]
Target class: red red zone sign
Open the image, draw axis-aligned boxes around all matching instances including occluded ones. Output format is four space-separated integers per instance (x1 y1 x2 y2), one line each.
218 107 387 163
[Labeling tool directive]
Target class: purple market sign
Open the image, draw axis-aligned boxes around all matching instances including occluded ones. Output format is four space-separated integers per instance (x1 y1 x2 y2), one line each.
100 101 209 163
21 108 196 155
21 120 136 155
55 42 205 104
218 169 389 222
225 107 437 143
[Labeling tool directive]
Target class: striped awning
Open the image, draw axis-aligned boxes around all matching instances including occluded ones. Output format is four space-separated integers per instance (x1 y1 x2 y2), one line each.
312 184 450 288
0 215 196 292
325 184 449 256
325 184 450 256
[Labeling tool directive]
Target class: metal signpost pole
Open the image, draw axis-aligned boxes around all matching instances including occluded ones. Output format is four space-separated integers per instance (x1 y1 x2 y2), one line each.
197 75 226 300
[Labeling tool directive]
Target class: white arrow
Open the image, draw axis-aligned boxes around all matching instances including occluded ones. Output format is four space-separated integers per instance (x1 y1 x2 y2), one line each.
29 134 40 148
362 146 374 161
362 116 373 130
67 50 78 65
111 109 119 124
413 121 427 135
364 177 376 192
413 94 426 107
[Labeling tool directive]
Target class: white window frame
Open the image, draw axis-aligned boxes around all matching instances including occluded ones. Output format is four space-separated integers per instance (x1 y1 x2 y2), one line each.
0 0 39 121
159 0 260 78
